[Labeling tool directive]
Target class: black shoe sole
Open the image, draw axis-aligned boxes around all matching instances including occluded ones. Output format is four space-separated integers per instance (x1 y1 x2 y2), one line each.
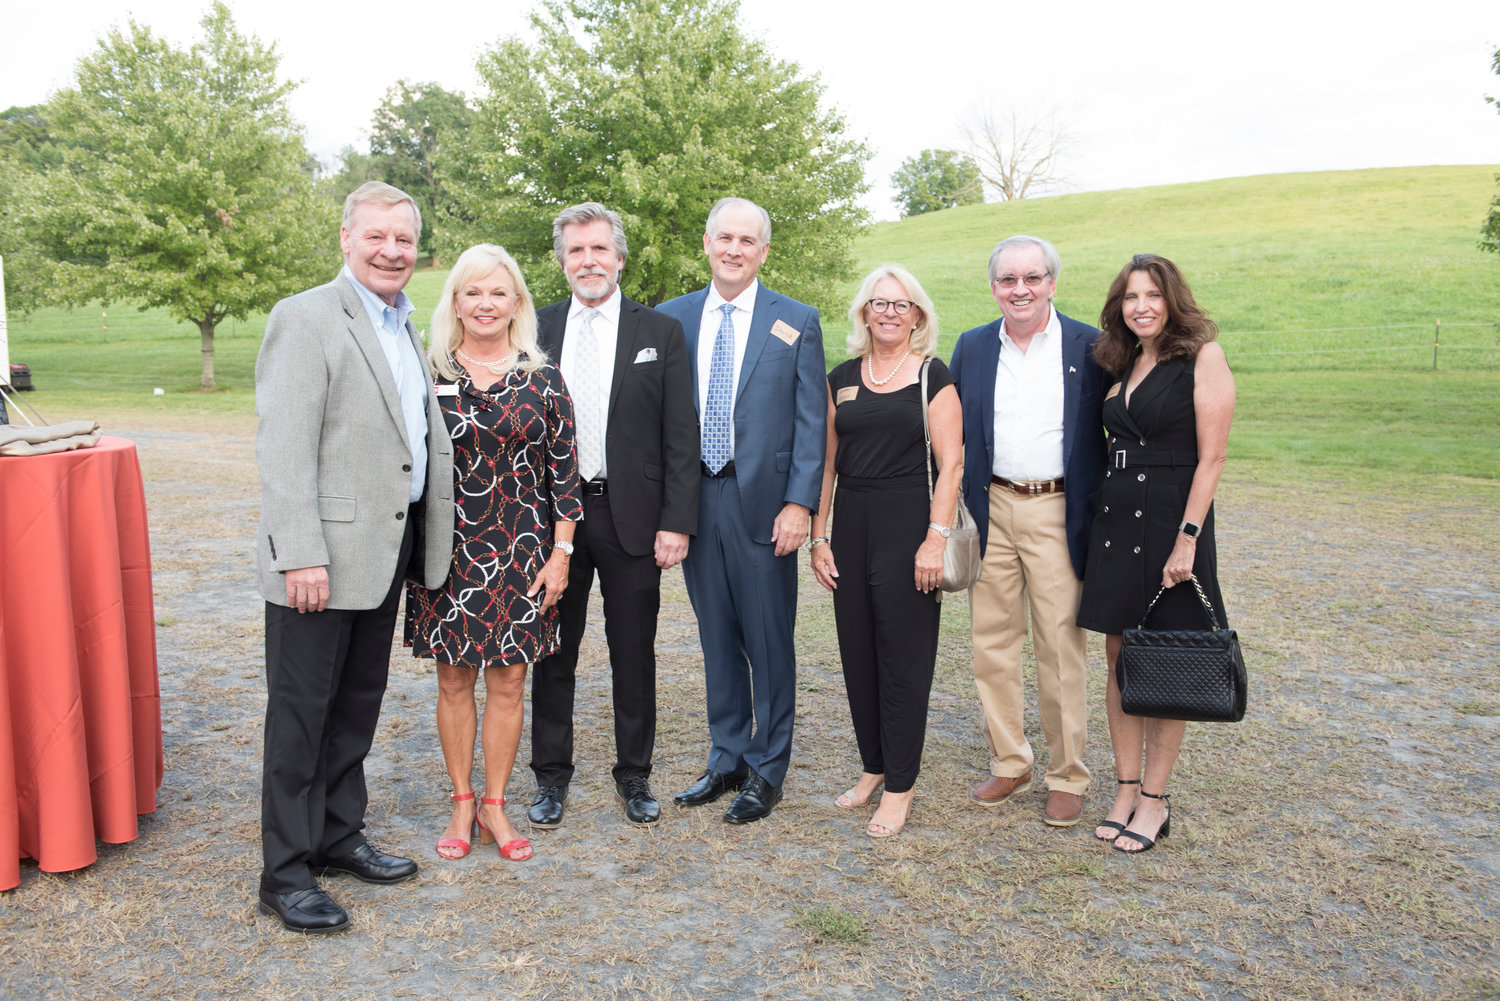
257 902 350 934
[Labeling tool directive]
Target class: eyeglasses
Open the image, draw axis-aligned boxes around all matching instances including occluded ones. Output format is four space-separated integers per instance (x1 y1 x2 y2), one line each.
992 273 1050 289
867 298 915 315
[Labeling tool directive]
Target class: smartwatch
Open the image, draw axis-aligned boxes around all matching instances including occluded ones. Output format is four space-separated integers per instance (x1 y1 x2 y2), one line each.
1178 521 1201 539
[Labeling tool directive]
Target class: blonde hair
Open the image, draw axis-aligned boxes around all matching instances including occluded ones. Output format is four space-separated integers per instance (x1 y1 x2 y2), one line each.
343 181 421 235
845 264 939 357
429 244 546 380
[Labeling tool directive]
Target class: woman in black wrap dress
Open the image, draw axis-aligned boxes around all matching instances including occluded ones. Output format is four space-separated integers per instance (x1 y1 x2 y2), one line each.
1077 254 1236 854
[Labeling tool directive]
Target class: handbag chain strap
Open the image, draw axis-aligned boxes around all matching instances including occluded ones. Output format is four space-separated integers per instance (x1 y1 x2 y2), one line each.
919 358 934 503
1138 574 1222 631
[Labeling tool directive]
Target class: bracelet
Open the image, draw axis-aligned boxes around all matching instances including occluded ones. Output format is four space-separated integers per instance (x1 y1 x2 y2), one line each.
808 536 830 552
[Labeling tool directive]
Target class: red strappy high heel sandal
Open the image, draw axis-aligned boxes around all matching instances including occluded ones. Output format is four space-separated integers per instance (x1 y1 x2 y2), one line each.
475 796 533 861
436 791 476 860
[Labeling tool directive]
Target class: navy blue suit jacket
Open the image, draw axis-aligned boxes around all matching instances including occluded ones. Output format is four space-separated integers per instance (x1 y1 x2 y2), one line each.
949 311 1108 579
656 283 826 542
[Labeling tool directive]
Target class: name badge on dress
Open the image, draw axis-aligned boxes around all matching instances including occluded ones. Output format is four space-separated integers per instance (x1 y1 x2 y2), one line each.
435 384 459 397
836 386 858 405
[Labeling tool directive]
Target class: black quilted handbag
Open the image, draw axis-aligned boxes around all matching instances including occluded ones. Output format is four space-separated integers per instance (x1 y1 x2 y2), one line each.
1117 575 1247 723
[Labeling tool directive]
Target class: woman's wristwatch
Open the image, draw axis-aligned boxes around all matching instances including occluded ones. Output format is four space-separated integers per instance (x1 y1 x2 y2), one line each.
808 536 830 552
928 521 951 538
554 540 575 556
1178 521 1201 539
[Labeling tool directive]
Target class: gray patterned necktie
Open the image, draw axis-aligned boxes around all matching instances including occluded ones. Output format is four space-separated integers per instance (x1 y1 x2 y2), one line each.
573 307 603 482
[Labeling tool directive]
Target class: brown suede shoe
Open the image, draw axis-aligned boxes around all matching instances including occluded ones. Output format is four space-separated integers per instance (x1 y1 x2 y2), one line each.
970 773 1032 806
1043 790 1084 827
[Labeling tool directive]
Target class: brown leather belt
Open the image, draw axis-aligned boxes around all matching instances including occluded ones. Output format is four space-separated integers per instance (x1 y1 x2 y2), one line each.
991 475 1064 495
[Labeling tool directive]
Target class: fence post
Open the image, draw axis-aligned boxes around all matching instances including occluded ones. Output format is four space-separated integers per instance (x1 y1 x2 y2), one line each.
1432 318 1440 371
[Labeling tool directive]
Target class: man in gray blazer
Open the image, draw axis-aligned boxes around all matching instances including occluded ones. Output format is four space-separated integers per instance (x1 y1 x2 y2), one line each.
254 182 454 933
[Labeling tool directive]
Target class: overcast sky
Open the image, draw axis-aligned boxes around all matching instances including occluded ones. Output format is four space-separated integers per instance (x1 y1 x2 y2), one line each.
4 0 1497 220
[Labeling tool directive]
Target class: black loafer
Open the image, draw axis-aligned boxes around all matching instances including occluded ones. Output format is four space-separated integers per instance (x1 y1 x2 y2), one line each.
257 887 349 933
528 785 568 829
319 842 418 884
673 769 748 807
615 776 661 826
724 773 782 824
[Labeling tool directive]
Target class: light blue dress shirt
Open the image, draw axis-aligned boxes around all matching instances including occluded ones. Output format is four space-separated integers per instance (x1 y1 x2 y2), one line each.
342 265 428 503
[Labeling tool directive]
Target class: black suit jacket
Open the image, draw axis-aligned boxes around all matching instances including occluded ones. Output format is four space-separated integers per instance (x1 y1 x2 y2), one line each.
537 295 700 556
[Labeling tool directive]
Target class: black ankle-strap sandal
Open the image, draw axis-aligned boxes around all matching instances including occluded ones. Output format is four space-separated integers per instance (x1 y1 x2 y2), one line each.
1093 778 1140 841
1113 789 1170 854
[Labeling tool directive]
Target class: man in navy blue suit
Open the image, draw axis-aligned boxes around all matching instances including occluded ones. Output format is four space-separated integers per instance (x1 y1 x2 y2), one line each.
949 235 1108 828
656 197 826 823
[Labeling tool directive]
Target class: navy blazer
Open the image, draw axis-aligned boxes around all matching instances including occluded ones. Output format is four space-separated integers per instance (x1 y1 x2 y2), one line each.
656 282 826 543
949 310 1108 579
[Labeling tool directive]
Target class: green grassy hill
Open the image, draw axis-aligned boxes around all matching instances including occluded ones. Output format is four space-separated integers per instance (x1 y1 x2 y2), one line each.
6 165 1498 485
841 165 1500 366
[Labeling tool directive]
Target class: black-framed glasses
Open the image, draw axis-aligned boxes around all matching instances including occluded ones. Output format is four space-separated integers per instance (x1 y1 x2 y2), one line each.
868 298 915 315
992 272 1050 289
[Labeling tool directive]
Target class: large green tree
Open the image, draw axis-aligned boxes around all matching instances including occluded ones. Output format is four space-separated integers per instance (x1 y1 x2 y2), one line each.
368 81 471 260
1480 47 1500 255
23 3 332 388
442 0 869 309
890 149 983 218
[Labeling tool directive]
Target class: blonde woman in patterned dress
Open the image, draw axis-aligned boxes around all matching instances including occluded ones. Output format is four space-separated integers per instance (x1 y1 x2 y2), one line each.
405 244 582 862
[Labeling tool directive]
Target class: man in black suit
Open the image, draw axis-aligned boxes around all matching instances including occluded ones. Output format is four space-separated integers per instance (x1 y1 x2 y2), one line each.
528 202 700 828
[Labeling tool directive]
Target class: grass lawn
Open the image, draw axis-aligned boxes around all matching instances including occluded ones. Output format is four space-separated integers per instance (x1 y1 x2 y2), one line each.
6 165 1498 494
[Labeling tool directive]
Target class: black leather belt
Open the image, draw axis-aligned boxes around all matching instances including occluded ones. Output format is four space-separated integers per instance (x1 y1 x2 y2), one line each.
702 461 736 478
991 475 1064 495
582 479 608 496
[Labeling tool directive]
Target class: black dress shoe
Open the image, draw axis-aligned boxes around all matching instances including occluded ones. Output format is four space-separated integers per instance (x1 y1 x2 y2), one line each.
615 776 661 826
319 842 418 884
528 785 567 829
257 887 349 934
673 769 749 807
724 773 782 824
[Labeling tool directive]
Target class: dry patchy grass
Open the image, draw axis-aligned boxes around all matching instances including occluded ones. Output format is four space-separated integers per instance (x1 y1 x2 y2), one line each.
2 417 1496 1000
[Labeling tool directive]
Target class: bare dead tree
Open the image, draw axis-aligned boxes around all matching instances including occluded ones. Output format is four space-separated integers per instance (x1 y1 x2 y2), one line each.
959 103 1075 201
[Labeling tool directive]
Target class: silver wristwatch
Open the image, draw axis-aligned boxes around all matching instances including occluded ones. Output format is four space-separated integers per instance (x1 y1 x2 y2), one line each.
554 540 575 556
928 521 951 538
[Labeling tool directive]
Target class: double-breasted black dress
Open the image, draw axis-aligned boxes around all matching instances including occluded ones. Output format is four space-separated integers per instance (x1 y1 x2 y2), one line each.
1077 353 1227 634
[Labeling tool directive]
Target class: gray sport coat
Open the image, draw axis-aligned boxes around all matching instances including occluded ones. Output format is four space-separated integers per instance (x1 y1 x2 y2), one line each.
255 273 454 608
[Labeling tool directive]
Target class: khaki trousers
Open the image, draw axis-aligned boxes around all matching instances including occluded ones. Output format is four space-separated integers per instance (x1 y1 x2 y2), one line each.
970 487 1090 794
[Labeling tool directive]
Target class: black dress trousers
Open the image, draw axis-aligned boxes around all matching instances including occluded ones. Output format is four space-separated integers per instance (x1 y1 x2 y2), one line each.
260 516 412 894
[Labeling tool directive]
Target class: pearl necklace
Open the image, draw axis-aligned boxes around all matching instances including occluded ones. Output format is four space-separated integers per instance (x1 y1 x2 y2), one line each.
456 347 514 374
867 347 912 387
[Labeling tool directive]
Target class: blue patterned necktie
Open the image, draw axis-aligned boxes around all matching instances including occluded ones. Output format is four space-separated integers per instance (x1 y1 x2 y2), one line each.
702 302 736 473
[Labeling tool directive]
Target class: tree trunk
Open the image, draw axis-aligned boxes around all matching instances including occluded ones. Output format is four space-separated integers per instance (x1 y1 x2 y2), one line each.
198 319 216 389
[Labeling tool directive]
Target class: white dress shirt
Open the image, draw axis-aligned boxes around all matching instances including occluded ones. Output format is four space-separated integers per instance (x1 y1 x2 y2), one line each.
342 265 427 503
992 305 1065 482
560 286 622 480
696 279 759 459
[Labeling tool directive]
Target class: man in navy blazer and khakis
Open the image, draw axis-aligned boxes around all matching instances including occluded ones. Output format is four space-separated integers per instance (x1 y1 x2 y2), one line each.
254 182 454 933
949 234 1107 828
656 197 827 823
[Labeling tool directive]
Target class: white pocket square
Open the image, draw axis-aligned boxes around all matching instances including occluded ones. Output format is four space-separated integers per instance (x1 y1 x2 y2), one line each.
634 348 658 363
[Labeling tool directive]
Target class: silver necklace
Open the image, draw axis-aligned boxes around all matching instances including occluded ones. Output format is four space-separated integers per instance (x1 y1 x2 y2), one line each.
456 346 514 374
867 347 912 387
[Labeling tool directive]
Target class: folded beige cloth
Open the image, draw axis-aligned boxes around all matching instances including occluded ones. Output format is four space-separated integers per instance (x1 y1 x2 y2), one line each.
0 421 103 456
